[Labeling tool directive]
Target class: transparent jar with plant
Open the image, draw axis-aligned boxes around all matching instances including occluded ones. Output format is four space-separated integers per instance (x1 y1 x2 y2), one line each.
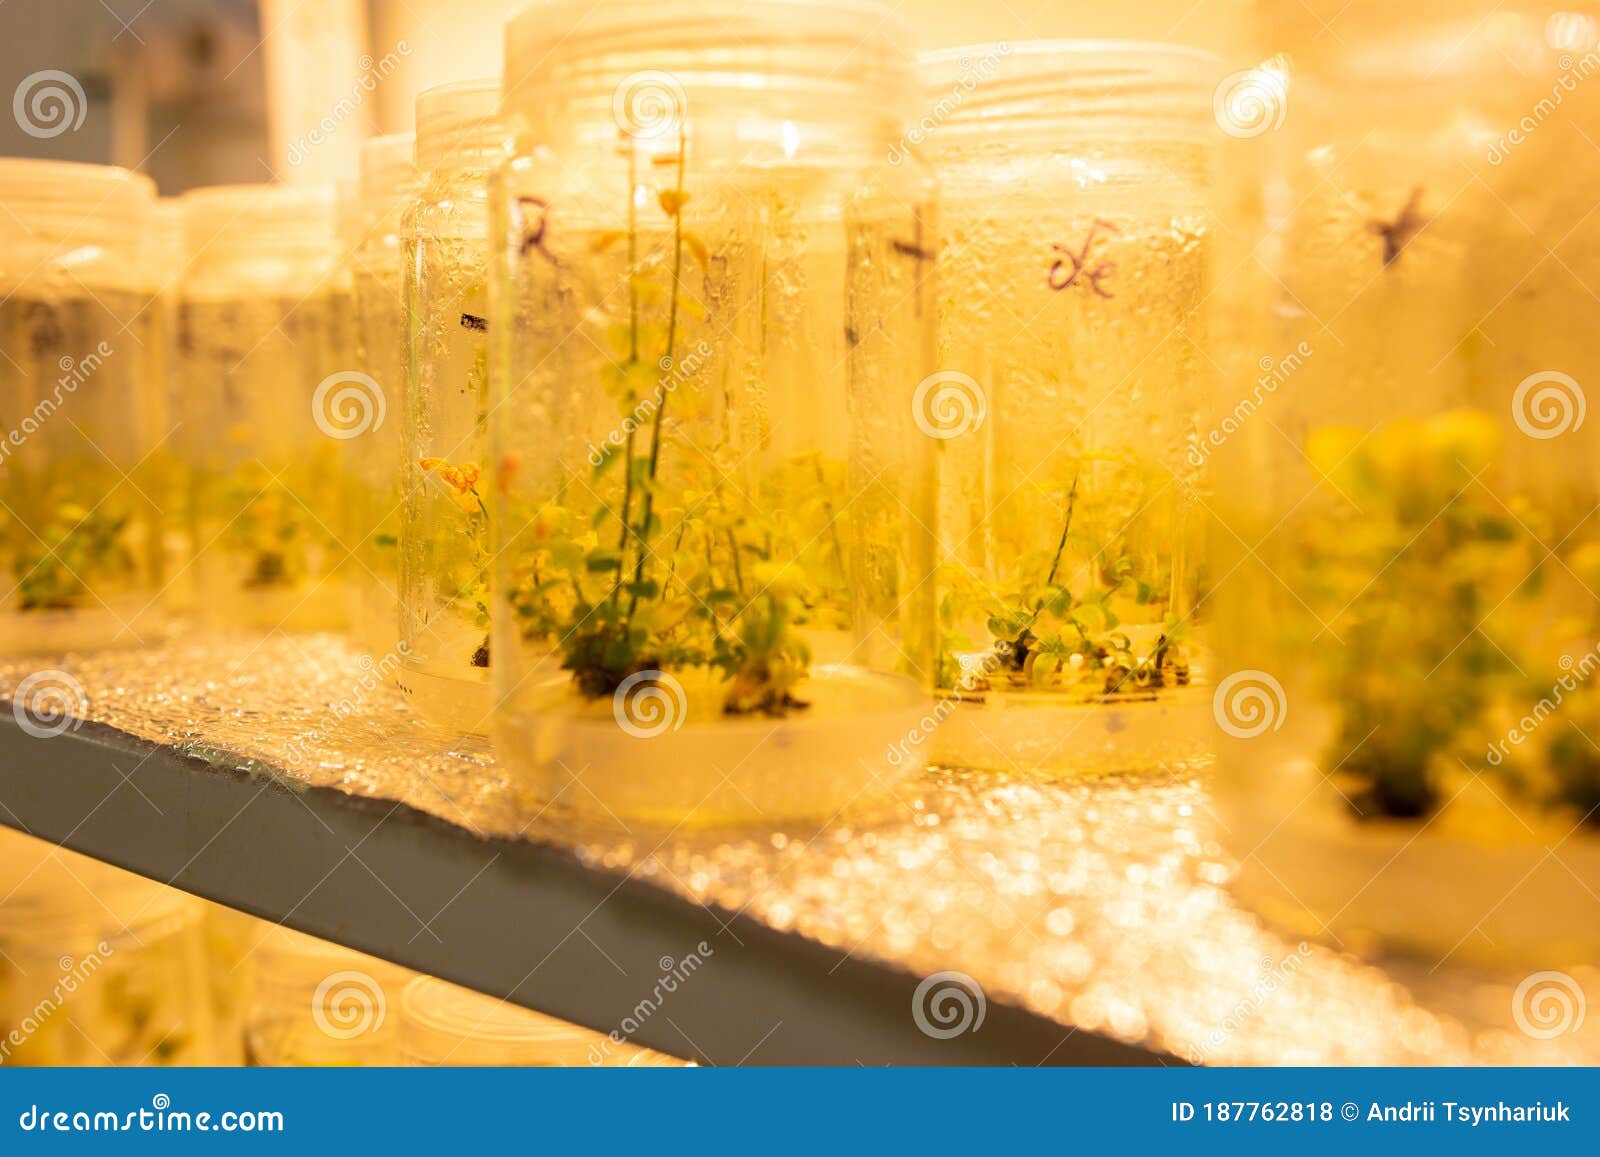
0 160 164 653
177 185 356 632
348 134 421 660
1212 0 1600 968
915 43 1219 776
490 0 937 825
0 831 216 1066
399 80 504 731
244 925 410 1065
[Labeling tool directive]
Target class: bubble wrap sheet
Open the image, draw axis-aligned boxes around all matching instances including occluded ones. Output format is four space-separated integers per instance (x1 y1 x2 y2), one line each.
1 632 1593 1065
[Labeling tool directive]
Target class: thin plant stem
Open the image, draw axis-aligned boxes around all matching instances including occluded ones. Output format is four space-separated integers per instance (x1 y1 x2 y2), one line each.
627 123 687 619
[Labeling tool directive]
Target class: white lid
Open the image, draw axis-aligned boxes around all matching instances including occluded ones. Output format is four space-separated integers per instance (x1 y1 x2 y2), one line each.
180 183 340 273
414 79 504 172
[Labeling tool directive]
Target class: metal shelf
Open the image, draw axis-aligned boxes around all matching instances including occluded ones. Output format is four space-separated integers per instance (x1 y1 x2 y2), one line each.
0 712 1159 1066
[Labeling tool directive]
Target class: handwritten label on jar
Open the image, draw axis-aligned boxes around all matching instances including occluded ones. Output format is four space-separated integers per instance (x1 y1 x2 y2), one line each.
892 211 937 269
516 196 557 264
1370 186 1428 268
1047 219 1118 299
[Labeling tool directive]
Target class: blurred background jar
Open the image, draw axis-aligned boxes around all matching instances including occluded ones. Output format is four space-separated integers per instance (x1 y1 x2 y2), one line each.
243 924 413 1065
1212 0 1600 967
176 183 354 633
399 79 503 732
0 160 164 653
348 133 421 661
915 42 1219 776
490 0 935 826
201 902 265 1066
0 831 215 1065
150 197 197 621
399 976 686 1066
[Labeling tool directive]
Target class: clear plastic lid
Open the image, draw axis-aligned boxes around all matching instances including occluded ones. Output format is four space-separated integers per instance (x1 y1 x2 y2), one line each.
179 183 340 291
1278 1 1570 84
150 197 187 295
361 132 417 198
0 158 155 288
503 0 915 150
919 40 1222 144
414 79 504 172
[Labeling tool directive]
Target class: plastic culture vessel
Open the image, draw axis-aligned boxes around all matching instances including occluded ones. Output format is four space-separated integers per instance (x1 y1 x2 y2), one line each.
348 134 420 659
177 184 356 632
399 976 685 1065
399 80 505 730
490 0 936 826
914 43 1220 776
1212 1 1600 967
150 197 198 618
243 925 412 1065
0 160 164 652
0 831 216 1065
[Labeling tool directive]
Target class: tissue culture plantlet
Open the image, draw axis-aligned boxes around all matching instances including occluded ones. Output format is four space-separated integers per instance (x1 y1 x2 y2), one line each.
178 290 348 604
506 124 847 717
12 501 137 610
1290 408 1600 827
419 445 492 668
937 452 1192 700
406 286 495 675
0 294 158 615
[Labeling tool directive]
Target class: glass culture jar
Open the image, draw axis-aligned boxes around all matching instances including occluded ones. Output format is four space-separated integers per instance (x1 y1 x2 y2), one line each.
201 903 266 1066
399 976 685 1065
243 925 413 1065
150 197 198 620
914 43 1219 776
177 184 354 633
490 0 936 826
349 133 421 660
0 832 216 1066
399 79 505 731
0 159 164 653
1212 0 1600 967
